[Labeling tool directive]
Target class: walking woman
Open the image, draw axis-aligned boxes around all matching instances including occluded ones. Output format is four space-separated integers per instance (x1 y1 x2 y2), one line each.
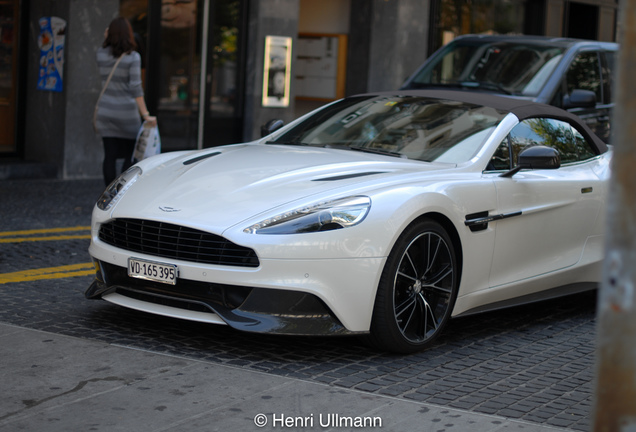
95 17 156 185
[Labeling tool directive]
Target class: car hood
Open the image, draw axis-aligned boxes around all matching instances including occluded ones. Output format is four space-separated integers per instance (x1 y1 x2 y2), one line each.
111 144 451 232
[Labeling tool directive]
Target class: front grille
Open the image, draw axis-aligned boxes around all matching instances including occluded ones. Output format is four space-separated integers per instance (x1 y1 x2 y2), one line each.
99 219 259 267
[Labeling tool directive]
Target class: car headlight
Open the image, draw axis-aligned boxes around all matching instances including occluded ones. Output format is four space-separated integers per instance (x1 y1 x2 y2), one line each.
96 166 142 211
244 196 371 234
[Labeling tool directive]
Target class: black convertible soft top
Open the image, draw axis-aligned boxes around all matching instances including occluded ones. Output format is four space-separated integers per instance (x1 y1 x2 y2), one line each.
362 90 609 155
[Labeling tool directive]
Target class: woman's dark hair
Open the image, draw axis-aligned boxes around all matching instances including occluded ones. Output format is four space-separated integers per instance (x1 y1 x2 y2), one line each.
103 17 136 57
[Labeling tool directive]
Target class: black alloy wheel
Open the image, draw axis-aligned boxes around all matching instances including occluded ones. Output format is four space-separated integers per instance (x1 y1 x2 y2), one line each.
368 219 458 353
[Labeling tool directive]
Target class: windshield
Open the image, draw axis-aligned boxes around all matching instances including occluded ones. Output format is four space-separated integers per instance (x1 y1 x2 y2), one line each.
407 40 565 97
268 96 506 163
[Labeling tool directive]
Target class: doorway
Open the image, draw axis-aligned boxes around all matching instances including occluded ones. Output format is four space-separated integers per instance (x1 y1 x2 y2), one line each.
121 0 246 152
565 2 598 40
0 0 19 154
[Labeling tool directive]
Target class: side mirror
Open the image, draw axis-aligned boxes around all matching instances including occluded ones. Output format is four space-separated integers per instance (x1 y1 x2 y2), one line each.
562 89 596 109
500 146 560 177
261 119 285 137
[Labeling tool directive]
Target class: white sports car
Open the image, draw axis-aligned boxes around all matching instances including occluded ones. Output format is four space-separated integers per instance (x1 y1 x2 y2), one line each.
86 90 610 353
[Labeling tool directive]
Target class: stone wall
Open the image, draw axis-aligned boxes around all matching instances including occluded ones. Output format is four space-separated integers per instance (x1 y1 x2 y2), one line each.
347 0 430 94
24 0 119 179
243 0 300 141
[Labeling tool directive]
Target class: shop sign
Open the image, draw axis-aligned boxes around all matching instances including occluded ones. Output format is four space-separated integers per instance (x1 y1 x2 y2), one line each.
262 36 292 107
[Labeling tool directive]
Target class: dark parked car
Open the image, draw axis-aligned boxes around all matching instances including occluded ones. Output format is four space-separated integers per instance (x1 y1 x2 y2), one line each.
401 35 618 142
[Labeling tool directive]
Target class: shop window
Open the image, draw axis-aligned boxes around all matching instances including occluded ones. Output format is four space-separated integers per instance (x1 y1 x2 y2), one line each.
120 0 245 150
430 0 532 53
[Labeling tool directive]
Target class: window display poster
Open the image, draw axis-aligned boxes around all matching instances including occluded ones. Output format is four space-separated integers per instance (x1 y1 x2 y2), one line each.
37 16 66 92
262 36 292 107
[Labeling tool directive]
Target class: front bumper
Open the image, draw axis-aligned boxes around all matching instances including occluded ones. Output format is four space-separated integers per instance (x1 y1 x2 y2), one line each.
87 239 386 334
87 260 355 335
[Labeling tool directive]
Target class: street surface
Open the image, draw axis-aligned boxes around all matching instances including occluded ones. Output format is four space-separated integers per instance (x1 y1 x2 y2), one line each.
0 178 597 431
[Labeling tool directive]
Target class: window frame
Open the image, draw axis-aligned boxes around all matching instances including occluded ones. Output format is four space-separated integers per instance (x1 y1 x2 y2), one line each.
485 116 599 172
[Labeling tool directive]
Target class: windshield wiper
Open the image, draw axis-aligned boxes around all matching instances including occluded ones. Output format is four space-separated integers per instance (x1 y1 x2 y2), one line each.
460 81 512 95
404 81 513 95
403 82 466 90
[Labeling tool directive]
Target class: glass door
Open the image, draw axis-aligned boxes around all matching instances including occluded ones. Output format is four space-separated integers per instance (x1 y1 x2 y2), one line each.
202 0 246 147
0 0 18 153
121 0 246 152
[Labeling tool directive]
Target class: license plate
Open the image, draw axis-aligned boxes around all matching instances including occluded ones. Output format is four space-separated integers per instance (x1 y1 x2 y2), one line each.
128 258 178 285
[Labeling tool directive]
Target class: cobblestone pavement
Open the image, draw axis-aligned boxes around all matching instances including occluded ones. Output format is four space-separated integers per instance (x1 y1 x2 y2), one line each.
0 178 598 431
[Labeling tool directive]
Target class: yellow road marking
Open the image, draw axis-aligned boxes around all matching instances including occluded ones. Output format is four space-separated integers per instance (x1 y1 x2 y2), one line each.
0 263 95 284
0 226 91 237
0 234 91 244
0 226 91 243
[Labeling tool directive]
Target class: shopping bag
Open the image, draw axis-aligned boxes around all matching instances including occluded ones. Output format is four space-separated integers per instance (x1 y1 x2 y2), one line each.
132 121 161 163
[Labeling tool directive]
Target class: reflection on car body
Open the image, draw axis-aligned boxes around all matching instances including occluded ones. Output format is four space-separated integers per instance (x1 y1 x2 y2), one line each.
86 90 611 353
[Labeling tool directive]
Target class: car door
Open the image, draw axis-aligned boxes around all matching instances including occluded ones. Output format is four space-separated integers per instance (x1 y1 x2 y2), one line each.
485 117 604 288
551 50 613 142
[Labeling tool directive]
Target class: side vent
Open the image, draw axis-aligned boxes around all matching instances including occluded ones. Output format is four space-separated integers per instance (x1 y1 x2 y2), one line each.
465 211 490 232
465 211 522 232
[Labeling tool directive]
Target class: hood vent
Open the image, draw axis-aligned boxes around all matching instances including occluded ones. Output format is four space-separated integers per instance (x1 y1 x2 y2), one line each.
183 152 221 165
313 171 386 182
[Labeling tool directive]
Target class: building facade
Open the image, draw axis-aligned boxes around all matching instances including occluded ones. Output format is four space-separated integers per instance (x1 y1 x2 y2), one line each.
0 0 618 179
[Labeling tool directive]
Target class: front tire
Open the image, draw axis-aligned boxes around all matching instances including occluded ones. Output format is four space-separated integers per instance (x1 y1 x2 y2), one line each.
368 219 459 353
